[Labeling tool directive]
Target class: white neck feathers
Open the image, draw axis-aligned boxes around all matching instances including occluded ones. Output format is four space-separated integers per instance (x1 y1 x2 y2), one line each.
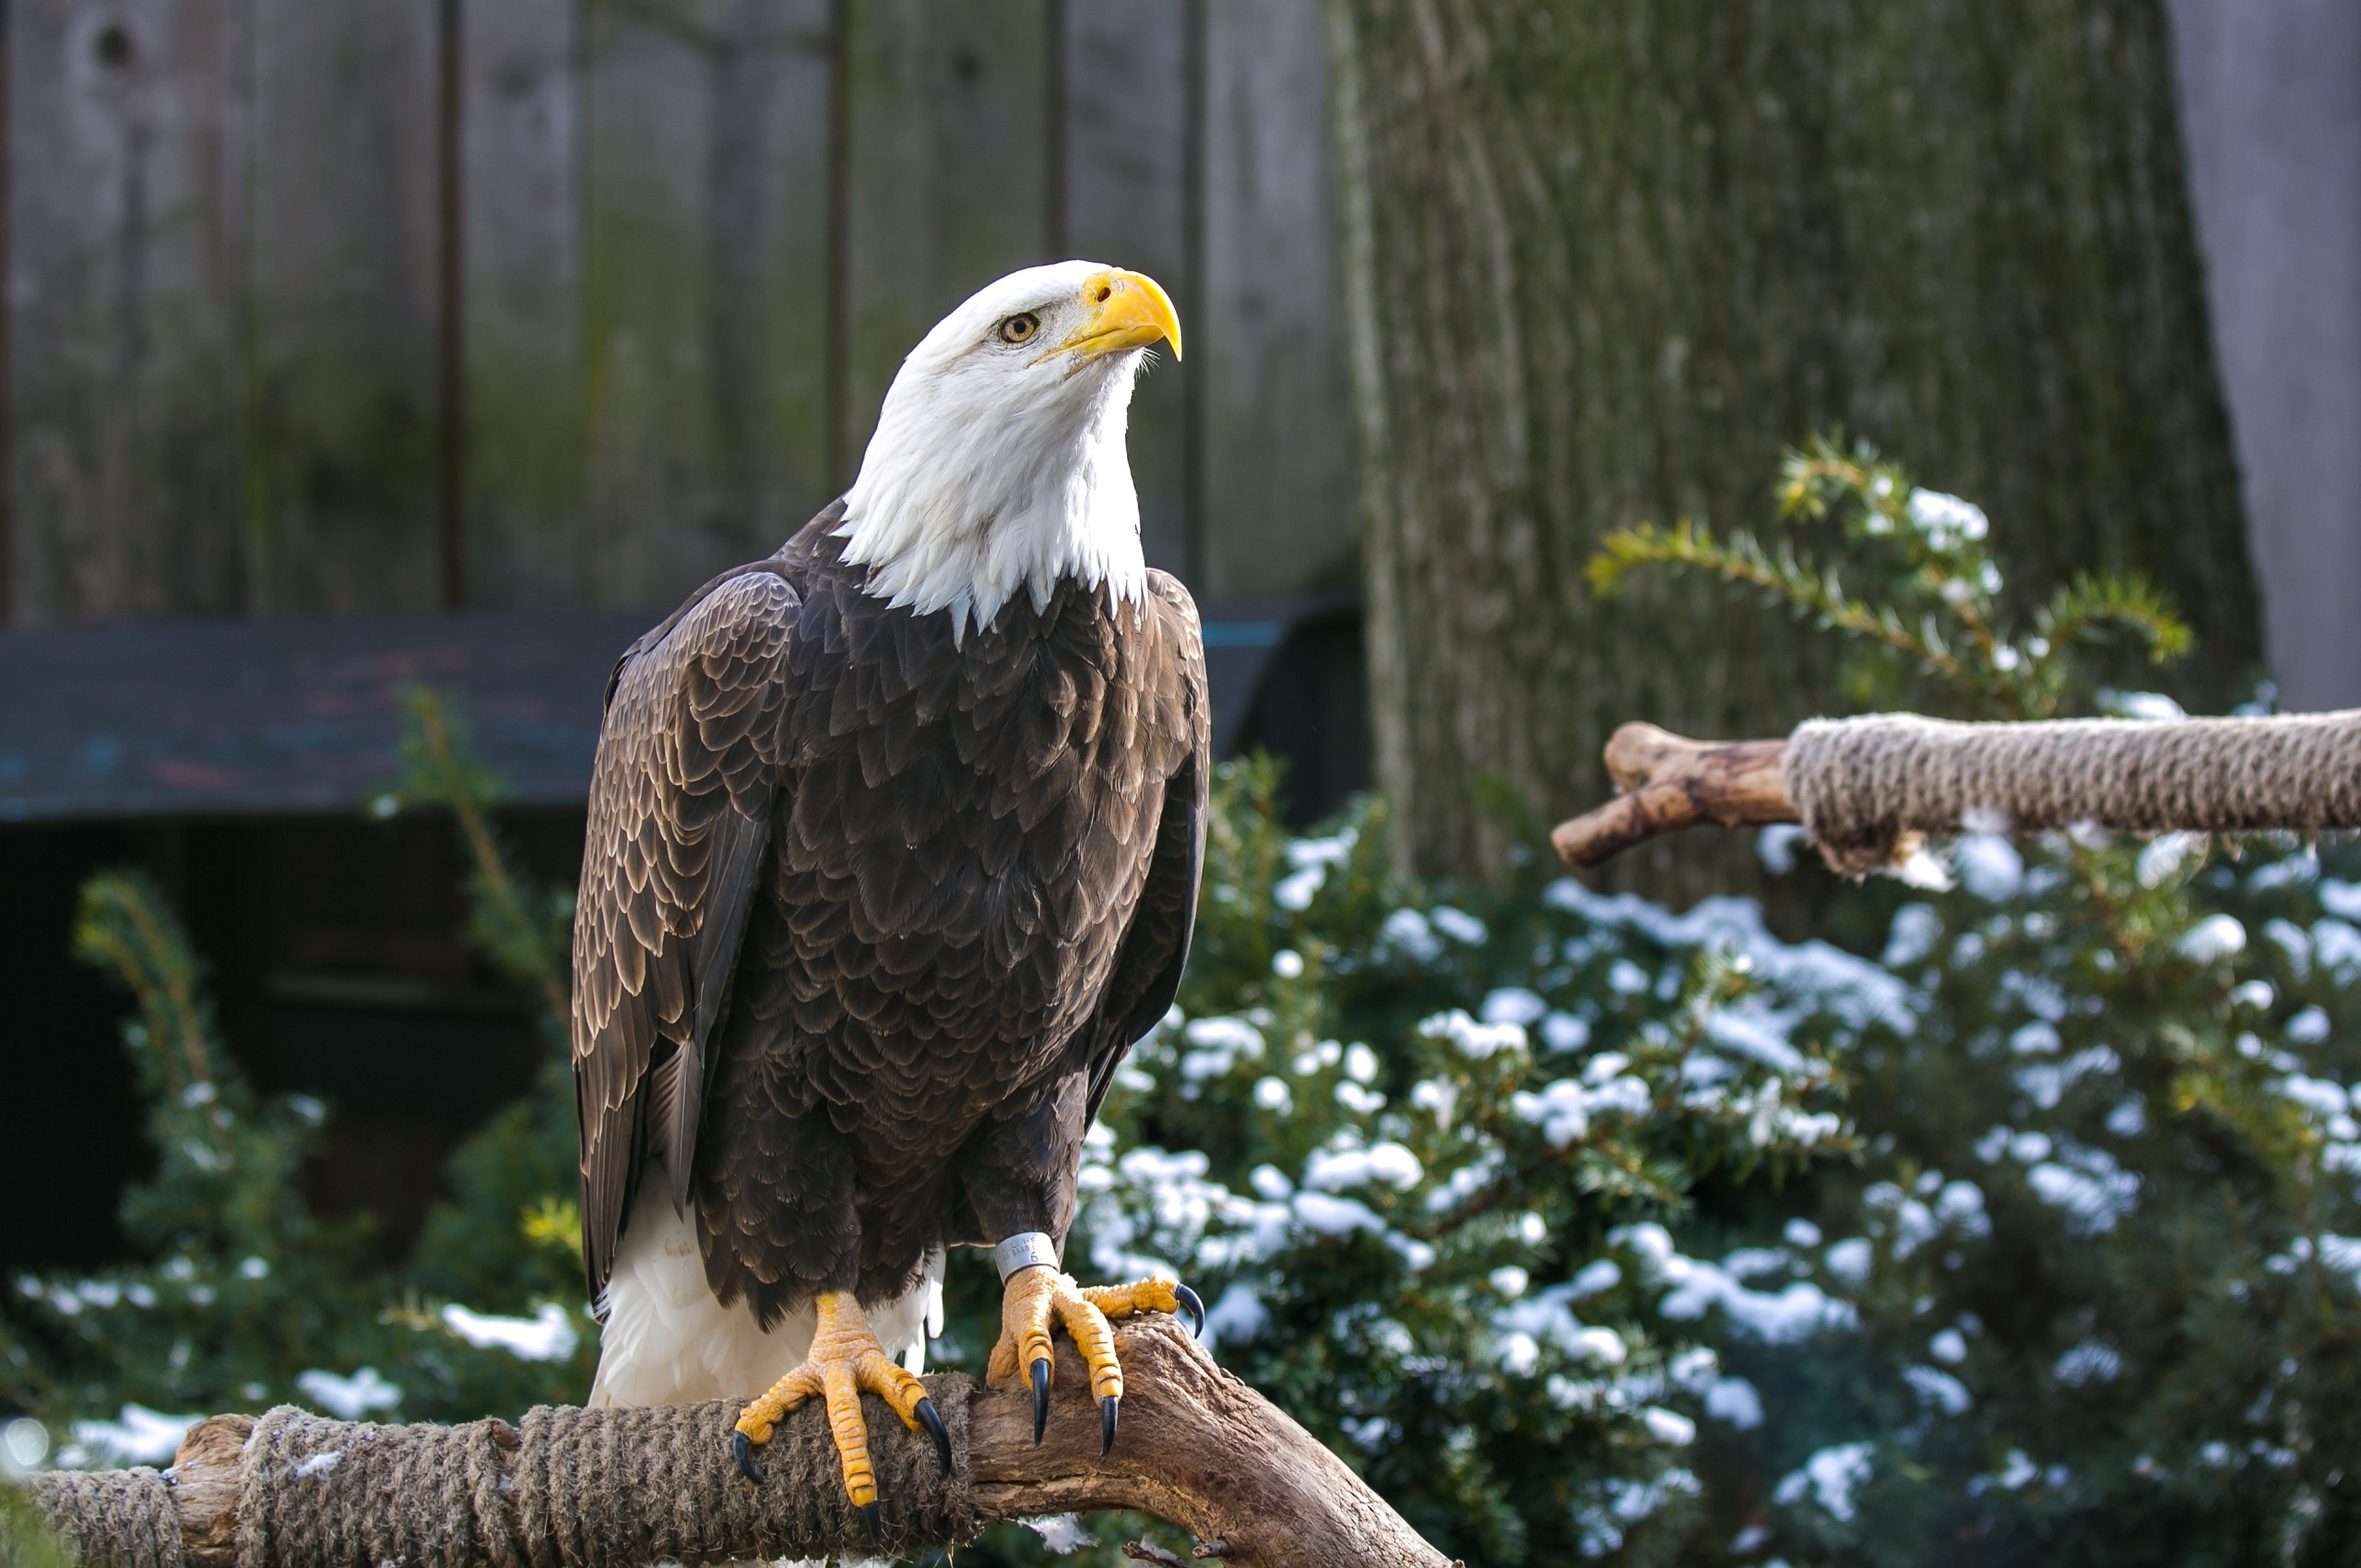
836 321 1150 643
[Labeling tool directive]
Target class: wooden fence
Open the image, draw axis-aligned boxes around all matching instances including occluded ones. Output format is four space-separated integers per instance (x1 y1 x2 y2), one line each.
0 0 1353 625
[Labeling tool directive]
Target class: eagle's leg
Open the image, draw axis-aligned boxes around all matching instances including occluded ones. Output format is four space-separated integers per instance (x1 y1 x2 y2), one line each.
731 1290 951 1519
986 1260 1204 1455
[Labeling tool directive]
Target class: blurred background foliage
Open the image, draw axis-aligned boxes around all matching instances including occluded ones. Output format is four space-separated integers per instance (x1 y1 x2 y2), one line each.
11 444 2361 1566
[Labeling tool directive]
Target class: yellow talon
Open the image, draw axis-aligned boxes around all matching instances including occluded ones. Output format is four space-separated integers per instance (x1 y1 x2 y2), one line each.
732 1290 942 1509
989 1268 1195 1449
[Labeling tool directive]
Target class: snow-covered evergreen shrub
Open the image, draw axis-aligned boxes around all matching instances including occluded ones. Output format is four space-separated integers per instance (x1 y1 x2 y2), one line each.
11 443 2361 1568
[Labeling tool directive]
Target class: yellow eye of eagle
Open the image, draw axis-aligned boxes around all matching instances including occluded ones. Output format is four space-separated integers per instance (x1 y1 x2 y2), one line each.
996 313 1040 346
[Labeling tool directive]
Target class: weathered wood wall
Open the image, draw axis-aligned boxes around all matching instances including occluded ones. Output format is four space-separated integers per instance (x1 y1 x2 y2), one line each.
0 0 1354 624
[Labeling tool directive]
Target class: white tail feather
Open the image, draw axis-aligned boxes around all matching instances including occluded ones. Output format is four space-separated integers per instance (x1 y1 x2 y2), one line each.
589 1183 943 1408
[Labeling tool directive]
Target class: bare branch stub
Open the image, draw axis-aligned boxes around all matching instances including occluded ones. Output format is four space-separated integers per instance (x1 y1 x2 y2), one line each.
1551 723 1797 868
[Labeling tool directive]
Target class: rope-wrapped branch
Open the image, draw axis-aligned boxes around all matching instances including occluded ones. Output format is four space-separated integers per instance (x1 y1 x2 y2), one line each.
1553 709 2361 873
16 1319 1450 1568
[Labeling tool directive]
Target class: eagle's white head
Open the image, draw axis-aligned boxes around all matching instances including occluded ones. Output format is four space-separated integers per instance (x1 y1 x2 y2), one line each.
836 260 1181 640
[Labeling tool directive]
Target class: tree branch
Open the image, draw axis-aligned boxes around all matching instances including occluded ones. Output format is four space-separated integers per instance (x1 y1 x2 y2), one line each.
1551 723 1796 868
34 1319 1453 1568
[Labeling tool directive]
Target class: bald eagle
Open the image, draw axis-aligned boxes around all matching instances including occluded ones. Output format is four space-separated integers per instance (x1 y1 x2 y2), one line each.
572 262 1208 1520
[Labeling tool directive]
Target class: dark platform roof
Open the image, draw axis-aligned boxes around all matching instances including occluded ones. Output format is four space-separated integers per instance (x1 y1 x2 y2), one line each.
0 600 1328 824
0 611 649 822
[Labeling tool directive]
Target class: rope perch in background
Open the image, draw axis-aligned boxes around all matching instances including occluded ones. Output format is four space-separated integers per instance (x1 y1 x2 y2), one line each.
1553 709 2361 873
16 1319 1453 1568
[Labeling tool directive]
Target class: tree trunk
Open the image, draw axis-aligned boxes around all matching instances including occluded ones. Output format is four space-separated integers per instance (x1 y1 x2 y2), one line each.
1325 0 2258 881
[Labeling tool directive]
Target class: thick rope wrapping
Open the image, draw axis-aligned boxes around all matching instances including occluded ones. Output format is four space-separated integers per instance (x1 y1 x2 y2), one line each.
24 1469 184 1568
21 1381 979 1568
235 1406 523 1568
1786 709 2361 875
515 1388 975 1568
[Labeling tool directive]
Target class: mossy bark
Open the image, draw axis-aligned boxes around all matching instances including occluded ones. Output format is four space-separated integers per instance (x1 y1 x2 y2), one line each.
1327 0 2259 882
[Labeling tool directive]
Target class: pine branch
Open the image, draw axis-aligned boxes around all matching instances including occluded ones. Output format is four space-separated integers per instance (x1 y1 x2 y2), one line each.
391 687 572 1030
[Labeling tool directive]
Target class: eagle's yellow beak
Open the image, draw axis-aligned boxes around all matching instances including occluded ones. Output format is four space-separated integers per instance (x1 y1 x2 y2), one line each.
1058 268 1183 362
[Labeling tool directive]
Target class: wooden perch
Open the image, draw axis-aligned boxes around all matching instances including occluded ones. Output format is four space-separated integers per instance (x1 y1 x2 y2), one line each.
1553 708 2361 872
30 1318 1453 1568
1552 723 1796 868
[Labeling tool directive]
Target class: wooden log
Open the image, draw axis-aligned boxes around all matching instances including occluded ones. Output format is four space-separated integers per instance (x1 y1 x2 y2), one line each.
1550 721 1796 868
114 1318 1452 1568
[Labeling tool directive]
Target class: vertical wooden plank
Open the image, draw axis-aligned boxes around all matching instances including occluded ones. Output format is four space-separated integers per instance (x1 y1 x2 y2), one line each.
243 0 440 613
842 0 1050 468
7 0 247 623
1061 0 1192 578
1198 0 1350 599
0 0 14 622
435 0 466 608
460 0 586 610
580 0 834 610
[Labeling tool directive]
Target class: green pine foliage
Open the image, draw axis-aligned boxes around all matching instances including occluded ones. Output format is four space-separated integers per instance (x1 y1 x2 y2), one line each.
11 439 2360 1568
1588 433 2189 719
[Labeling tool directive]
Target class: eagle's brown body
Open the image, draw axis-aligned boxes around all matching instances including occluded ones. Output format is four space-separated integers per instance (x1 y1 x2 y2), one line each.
572 502 1209 1332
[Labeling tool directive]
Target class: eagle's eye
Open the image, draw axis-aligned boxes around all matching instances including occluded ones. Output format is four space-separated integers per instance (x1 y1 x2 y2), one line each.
995 312 1041 346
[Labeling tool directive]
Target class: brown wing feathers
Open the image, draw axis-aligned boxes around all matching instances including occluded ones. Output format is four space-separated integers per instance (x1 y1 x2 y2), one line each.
572 567 800 1303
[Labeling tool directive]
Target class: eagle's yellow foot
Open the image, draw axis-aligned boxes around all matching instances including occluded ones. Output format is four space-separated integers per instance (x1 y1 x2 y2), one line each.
986 1267 1204 1455
730 1289 951 1527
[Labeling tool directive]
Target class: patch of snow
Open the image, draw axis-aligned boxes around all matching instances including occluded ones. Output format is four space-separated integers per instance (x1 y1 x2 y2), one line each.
1956 836 2023 901
1378 909 1444 964
441 1303 579 1363
1705 1376 1764 1430
295 1366 402 1420
1544 881 1916 1034
68 1406 203 1467
2315 919 2361 980
1303 1142 1421 1193
1775 1442 1874 1522
1480 987 1548 1026
1616 1223 1857 1341
1429 906 1488 945
2103 691 2187 722
2135 833 2199 888
1758 823 1810 874
1201 1284 1267 1350
1418 1009 1526 1060
1641 1407 1696 1445
1822 1238 1873 1284
1708 1005 1807 1072
2025 1161 2140 1233
1539 1011 1591 1052
2319 880 2361 923
1903 1365 1973 1413
2177 915 2248 965
2054 1339 2121 1385
1022 1515 1097 1554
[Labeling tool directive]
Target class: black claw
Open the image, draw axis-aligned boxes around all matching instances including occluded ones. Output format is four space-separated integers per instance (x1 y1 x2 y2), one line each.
1100 1394 1120 1455
1174 1283 1205 1336
859 1500 882 1544
916 1396 953 1475
732 1430 763 1485
1030 1357 1050 1444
